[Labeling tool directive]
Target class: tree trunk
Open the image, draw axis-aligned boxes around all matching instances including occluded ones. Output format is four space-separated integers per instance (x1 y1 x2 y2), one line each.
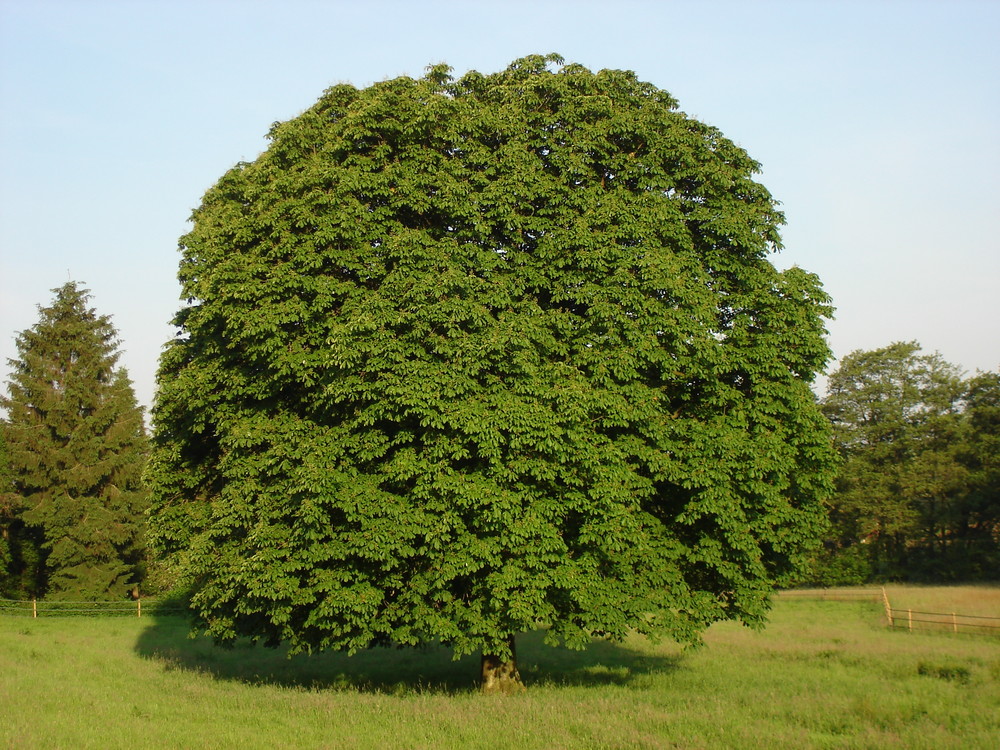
480 635 525 694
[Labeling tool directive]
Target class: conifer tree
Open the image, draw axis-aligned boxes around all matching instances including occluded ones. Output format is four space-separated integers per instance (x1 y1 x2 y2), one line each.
0 426 16 589
2 358 48 599
1 282 149 599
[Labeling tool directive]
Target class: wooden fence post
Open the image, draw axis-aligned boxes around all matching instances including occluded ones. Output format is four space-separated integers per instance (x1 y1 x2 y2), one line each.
32 598 37 618
137 598 142 618
882 587 893 628
952 612 957 633
908 609 913 632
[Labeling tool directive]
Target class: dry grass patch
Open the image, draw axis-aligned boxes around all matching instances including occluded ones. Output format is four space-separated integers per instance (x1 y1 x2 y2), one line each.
883 584 1000 618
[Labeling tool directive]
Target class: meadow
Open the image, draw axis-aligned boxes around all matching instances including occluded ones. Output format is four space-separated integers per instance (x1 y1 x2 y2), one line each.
1 586 998 749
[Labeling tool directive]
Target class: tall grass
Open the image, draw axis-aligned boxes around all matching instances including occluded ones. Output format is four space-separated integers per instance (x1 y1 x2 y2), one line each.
2 589 998 749
883 583 1000 618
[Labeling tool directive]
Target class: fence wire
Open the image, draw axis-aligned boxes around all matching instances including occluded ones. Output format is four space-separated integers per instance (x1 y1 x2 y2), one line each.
5 592 1000 636
888 608 1000 635
777 588 1000 638
776 588 882 601
0 598 187 617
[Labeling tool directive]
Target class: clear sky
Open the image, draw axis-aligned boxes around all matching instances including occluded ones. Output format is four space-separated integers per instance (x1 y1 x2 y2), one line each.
2 0 998 414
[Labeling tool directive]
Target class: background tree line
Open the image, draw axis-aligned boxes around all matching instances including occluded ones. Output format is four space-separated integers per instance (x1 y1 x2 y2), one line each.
1 290 997 600
0 284 997 599
808 341 999 585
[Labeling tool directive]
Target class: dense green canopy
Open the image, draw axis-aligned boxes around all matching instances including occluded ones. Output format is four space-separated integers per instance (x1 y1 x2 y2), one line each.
150 55 836 669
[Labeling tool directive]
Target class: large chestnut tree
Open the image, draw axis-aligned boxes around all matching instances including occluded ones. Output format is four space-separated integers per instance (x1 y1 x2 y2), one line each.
149 55 836 691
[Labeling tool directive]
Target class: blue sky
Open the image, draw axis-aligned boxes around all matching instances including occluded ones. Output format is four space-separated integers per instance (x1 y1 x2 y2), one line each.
2 0 998 412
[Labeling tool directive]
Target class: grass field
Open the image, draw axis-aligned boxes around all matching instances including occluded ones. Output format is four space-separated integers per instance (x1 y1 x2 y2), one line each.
2 588 998 749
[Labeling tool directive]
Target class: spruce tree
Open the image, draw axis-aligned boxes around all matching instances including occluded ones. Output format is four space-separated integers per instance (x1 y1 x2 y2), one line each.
1 422 45 597
1 282 149 599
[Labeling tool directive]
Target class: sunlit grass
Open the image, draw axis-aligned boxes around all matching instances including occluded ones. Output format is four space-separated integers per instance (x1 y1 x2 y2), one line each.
2 587 998 749
884 583 1000 618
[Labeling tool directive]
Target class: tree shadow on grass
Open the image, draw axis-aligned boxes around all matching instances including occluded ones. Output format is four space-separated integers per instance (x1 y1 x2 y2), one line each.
133 615 681 695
